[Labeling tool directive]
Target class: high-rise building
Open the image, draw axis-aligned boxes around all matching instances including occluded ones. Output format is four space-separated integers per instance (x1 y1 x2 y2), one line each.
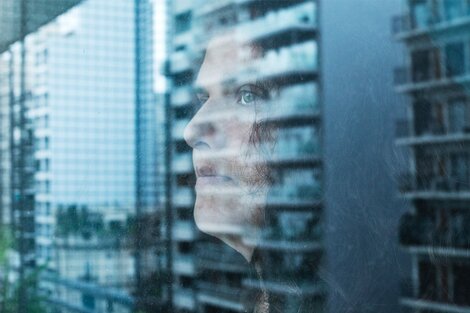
0 0 158 311
394 1 470 312
167 1 324 312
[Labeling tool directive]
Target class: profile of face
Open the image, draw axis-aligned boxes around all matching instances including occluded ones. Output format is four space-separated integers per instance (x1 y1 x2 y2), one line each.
184 32 275 262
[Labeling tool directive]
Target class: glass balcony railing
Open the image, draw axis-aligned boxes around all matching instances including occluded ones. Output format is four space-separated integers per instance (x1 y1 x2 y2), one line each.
172 118 190 140
172 186 193 207
171 85 193 106
172 152 192 174
267 184 322 206
271 140 320 163
173 255 195 275
239 41 317 82
398 172 470 194
173 288 195 310
395 119 470 140
392 9 470 36
237 2 316 42
399 212 470 249
269 83 319 121
196 242 247 270
173 220 196 241
170 50 192 73
197 281 242 304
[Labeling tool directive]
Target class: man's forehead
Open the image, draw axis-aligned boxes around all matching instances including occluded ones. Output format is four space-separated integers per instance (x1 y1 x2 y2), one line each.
196 35 261 88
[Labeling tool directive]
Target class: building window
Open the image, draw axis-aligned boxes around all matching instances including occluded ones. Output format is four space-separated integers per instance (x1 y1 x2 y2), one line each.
445 42 465 77
175 12 192 34
447 98 467 133
454 264 470 305
443 0 463 21
411 0 430 28
412 49 432 82
449 153 470 189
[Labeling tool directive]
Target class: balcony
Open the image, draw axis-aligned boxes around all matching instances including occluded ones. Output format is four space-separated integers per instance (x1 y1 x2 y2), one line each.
196 281 244 311
173 220 196 241
173 288 195 310
394 65 470 93
401 298 470 313
392 12 470 40
269 140 321 166
245 236 321 252
170 50 192 74
266 184 322 207
171 85 193 107
395 119 470 145
243 276 325 295
173 255 195 276
196 242 247 272
398 173 470 199
237 2 317 45
172 152 192 174
237 41 318 85
399 212 470 255
196 0 234 16
172 186 193 207
172 118 189 141
267 83 320 124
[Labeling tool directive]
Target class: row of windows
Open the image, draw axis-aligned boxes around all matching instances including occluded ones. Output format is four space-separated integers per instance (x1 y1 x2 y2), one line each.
411 41 469 82
411 0 470 29
413 96 470 135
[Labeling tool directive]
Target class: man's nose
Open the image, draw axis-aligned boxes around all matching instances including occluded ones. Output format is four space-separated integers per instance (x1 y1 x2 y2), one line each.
183 103 215 150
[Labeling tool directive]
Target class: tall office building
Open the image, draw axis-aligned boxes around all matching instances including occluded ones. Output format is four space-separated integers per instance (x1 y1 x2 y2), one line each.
167 1 324 312
0 53 11 227
394 1 470 312
0 0 158 311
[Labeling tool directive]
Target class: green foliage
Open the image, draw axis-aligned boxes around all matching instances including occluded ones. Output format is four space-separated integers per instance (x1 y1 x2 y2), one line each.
0 227 11 266
0 225 46 313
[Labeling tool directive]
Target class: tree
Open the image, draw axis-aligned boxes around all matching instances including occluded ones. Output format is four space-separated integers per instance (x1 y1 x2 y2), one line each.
0 226 47 313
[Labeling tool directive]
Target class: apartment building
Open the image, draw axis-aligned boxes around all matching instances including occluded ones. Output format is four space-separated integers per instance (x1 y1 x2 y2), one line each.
394 1 470 312
0 0 157 311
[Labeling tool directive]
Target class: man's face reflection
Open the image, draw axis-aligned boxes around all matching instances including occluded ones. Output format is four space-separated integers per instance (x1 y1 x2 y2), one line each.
184 33 272 260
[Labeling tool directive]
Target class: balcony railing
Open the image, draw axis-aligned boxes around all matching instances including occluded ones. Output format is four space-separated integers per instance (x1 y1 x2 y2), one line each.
197 281 242 304
173 288 195 310
238 41 317 84
172 186 193 207
173 220 196 241
237 1 317 42
396 119 470 142
172 152 192 174
393 12 470 37
398 172 470 194
170 50 192 74
267 184 322 206
196 242 247 269
171 85 193 106
399 212 470 249
269 85 319 121
172 118 190 140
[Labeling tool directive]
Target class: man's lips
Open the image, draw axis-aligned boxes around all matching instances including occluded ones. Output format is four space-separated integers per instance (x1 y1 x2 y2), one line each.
196 175 234 187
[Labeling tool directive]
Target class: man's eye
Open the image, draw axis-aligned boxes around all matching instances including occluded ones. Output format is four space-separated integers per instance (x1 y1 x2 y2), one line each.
239 90 256 105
